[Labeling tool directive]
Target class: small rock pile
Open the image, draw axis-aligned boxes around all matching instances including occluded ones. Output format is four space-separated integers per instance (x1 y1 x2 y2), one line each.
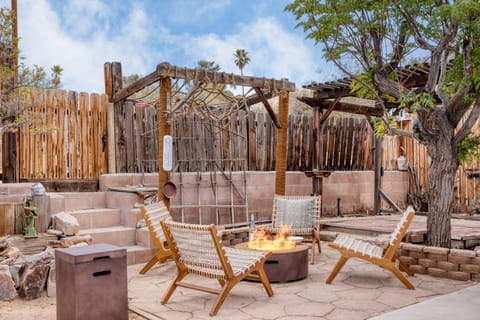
0 238 55 301
0 211 92 301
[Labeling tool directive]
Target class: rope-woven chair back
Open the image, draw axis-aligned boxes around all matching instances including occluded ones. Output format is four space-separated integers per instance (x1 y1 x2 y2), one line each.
272 195 320 229
141 203 172 242
162 220 228 279
384 206 415 259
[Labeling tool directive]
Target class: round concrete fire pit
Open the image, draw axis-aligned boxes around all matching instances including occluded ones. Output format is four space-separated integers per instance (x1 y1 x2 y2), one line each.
235 243 309 282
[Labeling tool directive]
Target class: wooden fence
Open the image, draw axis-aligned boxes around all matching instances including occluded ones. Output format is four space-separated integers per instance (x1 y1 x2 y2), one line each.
9 88 480 208
17 89 108 181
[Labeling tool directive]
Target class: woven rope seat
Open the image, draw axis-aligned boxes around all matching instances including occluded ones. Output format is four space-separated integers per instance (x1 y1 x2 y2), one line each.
160 220 274 316
326 206 416 289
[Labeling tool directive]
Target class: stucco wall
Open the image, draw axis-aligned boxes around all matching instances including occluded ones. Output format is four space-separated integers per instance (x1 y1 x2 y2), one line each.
163 170 408 222
99 170 408 223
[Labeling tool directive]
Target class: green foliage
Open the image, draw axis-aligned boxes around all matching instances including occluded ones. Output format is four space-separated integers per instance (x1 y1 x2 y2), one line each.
285 0 416 68
398 91 435 113
372 117 385 138
233 49 250 75
457 134 480 164
1 6 62 132
350 71 376 99
350 68 397 102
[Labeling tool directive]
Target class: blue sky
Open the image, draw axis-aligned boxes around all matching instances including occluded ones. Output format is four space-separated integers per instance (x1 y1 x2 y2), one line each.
2 0 339 94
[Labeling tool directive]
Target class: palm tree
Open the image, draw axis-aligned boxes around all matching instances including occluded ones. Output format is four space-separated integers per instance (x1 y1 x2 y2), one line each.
233 49 250 96
233 49 250 76
50 65 63 88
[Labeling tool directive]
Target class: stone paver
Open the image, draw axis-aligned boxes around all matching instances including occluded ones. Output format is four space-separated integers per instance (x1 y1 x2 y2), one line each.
127 242 475 319
0 242 475 320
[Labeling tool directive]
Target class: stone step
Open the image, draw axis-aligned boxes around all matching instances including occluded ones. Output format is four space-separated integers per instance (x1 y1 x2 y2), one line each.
78 226 136 247
57 192 107 212
136 227 154 248
69 208 121 229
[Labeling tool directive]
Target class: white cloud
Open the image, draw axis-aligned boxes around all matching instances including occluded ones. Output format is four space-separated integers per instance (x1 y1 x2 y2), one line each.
14 0 156 93
184 16 323 89
1 0 334 94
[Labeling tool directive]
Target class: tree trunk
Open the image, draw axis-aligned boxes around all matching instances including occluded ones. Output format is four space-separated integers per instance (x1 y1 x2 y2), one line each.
423 112 458 248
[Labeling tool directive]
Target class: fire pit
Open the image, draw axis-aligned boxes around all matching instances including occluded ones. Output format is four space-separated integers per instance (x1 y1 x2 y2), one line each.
235 242 308 282
236 225 309 282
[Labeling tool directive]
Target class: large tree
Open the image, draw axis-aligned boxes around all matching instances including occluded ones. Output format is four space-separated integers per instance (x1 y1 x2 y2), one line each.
1 7 61 130
286 0 480 247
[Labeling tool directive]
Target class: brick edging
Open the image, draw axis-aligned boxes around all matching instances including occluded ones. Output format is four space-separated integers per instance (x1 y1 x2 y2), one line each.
398 243 480 281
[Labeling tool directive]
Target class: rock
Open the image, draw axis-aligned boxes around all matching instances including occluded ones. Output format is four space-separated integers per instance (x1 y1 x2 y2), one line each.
46 261 56 298
52 212 80 236
18 249 55 300
18 264 49 299
0 247 25 267
0 265 17 301
47 229 63 236
9 264 23 288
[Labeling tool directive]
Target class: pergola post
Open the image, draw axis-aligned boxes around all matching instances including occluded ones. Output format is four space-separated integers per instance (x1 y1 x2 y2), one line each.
158 78 171 208
274 91 289 195
373 137 382 215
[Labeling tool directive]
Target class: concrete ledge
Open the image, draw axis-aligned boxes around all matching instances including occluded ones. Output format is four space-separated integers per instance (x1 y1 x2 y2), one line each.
369 284 480 320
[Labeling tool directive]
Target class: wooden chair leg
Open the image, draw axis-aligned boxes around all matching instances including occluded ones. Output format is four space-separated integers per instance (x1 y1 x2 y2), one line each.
387 264 415 289
139 256 159 275
161 271 188 304
310 238 316 264
315 230 322 253
326 255 349 284
256 267 274 296
398 259 414 276
210 281 236 316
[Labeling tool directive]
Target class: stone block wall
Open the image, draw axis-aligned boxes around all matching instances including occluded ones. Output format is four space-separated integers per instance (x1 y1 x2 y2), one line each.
398 243 480 282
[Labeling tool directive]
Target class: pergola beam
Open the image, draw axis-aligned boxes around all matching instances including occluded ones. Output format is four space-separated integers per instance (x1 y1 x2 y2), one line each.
254 87 282 128
299 97 385 117
113 62 295 103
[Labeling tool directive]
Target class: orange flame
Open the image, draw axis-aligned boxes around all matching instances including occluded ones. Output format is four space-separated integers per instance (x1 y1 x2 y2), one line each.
248 224 296 251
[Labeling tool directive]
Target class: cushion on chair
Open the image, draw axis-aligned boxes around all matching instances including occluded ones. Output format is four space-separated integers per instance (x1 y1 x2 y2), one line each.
273 197 316 229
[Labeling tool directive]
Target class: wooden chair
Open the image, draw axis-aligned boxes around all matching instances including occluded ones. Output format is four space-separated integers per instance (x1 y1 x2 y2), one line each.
138 202 173 275
160 220 274 316
263 194 322 263
326 206 416 289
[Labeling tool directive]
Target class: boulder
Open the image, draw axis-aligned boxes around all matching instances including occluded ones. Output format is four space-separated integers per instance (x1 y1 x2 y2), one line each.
53 212 80 236
18 264 50 300
18 249 54 300
0 265 17 301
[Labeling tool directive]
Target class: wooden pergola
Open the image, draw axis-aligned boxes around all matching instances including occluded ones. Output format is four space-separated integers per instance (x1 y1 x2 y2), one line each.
300 63 431 214
104 62 296 208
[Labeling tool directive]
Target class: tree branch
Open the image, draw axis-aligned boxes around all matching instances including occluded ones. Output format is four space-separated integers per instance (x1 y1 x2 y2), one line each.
446 85 472 126
453 96 480 146
395 3 436 51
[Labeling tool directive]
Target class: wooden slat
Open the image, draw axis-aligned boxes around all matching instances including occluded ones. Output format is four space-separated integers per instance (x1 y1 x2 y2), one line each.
79 92 89 179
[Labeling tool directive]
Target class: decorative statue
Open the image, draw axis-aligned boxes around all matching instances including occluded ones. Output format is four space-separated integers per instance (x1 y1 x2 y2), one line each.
24 199 38 238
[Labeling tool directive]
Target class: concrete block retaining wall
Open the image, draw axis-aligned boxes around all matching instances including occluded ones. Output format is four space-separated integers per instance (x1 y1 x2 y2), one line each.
218 230 480 283
398 243 480 282
99 171 408 224
165 170 408 221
